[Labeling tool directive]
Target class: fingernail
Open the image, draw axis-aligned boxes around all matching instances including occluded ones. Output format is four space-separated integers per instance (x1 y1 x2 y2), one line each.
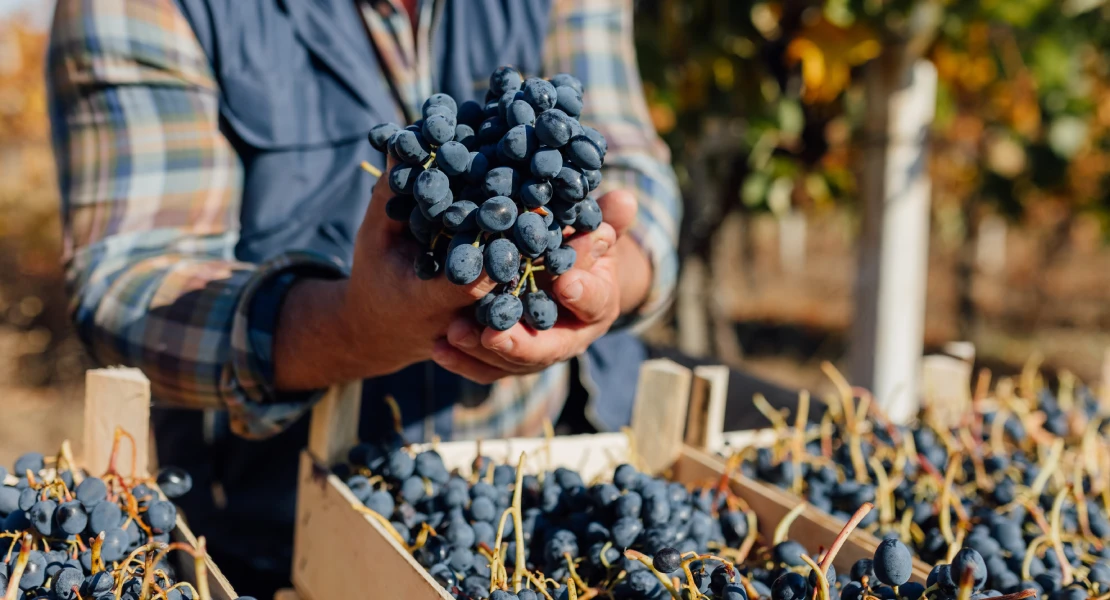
562 278 584 302
592 239 609 260
455 329 478 349
492 338 514 353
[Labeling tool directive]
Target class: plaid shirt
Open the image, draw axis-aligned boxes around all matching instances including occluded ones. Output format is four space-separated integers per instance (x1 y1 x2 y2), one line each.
47 0 681 440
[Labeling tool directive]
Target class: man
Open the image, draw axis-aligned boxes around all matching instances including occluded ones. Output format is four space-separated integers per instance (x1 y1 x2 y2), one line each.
48 0 680 593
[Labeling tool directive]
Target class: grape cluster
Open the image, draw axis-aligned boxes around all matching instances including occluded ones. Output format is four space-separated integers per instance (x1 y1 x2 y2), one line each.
367 66 608 331
343 433 907 600
0 445 250 600
722 366 1110 599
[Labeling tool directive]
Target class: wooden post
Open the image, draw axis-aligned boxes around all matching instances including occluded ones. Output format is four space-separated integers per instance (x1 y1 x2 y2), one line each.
630 360 693 475
307 382 363 467
684 366 730 451
848 56 937 425
83 368 150 477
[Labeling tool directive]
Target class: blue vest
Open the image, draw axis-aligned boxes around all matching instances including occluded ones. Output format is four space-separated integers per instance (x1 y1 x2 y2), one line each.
157 0 644 585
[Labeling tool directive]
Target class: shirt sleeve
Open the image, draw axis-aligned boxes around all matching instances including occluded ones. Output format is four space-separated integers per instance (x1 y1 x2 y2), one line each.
47 0 344 439
542 0 683 332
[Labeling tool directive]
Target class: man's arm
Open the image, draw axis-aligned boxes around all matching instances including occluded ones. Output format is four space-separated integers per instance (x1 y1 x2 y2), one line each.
543 0 683 328
48 0 343 438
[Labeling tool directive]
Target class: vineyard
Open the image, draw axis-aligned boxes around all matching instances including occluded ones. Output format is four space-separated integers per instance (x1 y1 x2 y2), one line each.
3 1 1110 454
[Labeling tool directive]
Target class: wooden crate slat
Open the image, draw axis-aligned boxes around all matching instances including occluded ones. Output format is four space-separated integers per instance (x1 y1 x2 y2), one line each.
291 452 451 600
629 359 693 475
685 365 730 450
308 382 363 467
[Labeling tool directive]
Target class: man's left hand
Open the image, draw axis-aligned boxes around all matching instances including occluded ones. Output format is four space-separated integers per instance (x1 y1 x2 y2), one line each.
432 190 649 384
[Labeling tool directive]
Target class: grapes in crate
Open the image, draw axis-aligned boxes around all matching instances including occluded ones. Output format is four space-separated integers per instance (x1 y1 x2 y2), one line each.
0 432 246 600
367 66 608 332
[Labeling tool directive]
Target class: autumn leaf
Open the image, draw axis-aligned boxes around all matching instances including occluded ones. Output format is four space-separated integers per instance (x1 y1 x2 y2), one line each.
786 17 882 104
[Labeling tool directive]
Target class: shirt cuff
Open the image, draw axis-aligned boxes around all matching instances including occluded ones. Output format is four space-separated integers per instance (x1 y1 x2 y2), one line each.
223 251 348 439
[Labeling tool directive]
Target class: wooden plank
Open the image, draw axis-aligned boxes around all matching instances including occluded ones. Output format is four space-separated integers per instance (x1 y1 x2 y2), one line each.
172 513 238 600
307 382 363 467
629 359 692 475
685 366 730 450
922 354 972 429
676 447 931 584
83 368 150 478
292 452 451 600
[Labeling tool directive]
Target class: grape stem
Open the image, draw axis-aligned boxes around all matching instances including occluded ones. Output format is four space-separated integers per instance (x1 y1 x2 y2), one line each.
512 259 534 297
512 452 527 592
772 502 808 545
358 161 383 178
800 554 828 600
622 550 682 600
4 533 33 600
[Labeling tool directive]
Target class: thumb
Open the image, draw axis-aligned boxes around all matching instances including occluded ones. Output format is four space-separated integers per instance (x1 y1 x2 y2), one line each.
595 189 638 237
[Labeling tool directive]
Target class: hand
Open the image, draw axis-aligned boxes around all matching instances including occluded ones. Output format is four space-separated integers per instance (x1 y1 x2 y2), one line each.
431 190 651 384
272 157 497 390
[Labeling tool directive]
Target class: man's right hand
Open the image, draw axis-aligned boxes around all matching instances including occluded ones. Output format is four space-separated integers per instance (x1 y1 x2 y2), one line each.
272 157 496 391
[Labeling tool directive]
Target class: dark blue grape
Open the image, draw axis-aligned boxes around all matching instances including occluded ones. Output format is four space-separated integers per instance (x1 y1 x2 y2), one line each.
575 198 602 231
652 547 682 574
506 100 536 127
523 291 557 330
610 517 642 548
0 487 18 515
100 527 129 562
443 201 479 231
466 151 491 185
55 501 87 535
553 167 588 202
454 123 477 150
419 193 452 220
567 136 603 170
422 93 458 118
409 206 438 242
458 100 485 126
389 163 421 195
582 126 607 155
478 116 508 146
423 114 456 146
771 572 810 600
550 73 583 94
368 123 400 152
873 538 913 587
952 548 988 592
29 499 56 536
477 196 519 233
365 490 393 517
484 238 521 284
545 246 576 275
446 243 483 285
14 453 43 477
156 466 193 499
436 141 471 176
498 90 524 121
414 168 450 206
414 252 441 280
535 109 573 148
522 78 558 112
487 294 523 331
497 125 538 163
581 168 601 191
144 500 176 534
549 200 579 226
531 148 563 179
489 67 522 96
475 293 496 327
521 179 553 209
513 212 548 258
554 86 582 117
484 167 523 199
399 477 425 505
546 221 563 250
18 551 46 589
393 129 431 164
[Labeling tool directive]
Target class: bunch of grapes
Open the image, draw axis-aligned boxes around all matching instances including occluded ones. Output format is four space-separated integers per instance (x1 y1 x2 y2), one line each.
0 439 254 600
366 66 607 332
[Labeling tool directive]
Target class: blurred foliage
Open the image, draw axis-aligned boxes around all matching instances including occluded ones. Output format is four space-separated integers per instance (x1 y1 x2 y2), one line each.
633 0 1110 239
0 17 89 387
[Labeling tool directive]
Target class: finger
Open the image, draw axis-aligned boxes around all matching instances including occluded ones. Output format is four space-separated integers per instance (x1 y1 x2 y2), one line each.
446 318 534 371
562 222 616 273
479 319 603 368
551 263 618 325
431 339 514 385
595 189 638 237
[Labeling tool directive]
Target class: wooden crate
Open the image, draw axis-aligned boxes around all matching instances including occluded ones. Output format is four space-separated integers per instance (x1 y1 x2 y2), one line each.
291 360 906 600
684 366 931 583
82 368 239 600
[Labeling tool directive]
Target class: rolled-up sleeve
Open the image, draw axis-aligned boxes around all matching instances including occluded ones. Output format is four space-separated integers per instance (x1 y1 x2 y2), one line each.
542 0 682 331
47 0 343 438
